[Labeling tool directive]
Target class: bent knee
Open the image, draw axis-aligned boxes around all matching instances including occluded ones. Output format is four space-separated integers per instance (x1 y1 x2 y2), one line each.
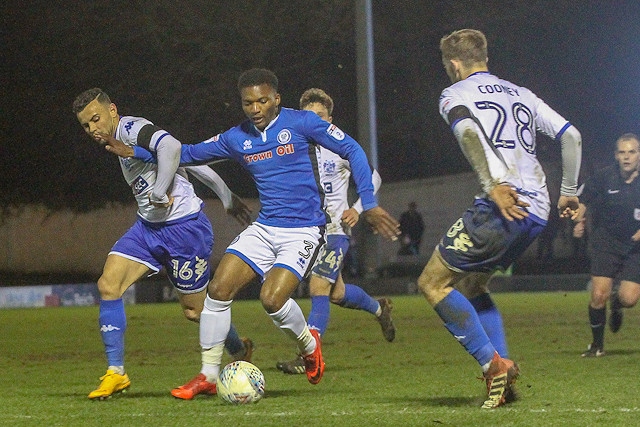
260 295 283 313
417 272 432 295
417 257 457 306
417 271 445 304
97 276 123 300
207 282 234 301
619 295 639 308
183 309 201 323
590 290 610 307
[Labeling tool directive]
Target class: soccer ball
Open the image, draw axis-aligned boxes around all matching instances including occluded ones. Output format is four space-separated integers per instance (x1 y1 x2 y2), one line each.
217 361 265 404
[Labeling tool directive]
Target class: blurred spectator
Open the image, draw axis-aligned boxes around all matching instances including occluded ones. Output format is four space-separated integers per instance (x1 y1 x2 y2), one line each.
398 201 425 255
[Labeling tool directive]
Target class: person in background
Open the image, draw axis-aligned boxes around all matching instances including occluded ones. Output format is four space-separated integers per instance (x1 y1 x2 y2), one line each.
574 133 640 357
398 201 425 255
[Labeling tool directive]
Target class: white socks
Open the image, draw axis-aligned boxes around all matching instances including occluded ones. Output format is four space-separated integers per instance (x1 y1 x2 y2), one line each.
199 296 232 382
108 365 124 375
268 298 315 355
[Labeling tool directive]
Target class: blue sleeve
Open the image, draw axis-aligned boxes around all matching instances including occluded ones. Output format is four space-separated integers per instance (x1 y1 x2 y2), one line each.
133 133 232 166
179 134 232 165
303 113 377 210
133 145 157 163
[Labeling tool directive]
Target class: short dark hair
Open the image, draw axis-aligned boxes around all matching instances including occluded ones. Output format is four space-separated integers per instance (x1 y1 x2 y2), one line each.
72 88 110 114
237 68 279 92
299 88 334 116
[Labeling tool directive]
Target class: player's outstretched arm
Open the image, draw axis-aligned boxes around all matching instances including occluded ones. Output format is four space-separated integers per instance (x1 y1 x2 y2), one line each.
352 169 382 214
362 206 400 241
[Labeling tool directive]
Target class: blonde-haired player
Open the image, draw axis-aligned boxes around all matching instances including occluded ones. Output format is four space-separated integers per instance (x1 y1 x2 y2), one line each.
418 29 582 408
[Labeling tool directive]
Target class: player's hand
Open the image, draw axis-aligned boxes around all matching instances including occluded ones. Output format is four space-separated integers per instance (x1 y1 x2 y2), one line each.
488 184 529 221
631 229 640 242
341 208 360 228
99 132 135 157
362 206 400 241
558 196 580 221
149 193 174 208
226 193 253 226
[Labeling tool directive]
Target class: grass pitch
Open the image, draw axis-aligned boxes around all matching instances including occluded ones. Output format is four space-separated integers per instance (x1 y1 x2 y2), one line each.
1 291 639 426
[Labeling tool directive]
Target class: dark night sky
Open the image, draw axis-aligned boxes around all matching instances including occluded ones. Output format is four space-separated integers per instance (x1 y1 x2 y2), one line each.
2 1 640 212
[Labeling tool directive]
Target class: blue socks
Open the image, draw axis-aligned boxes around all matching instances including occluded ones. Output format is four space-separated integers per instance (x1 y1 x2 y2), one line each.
307 296 331 336
99 298 126 367
469 293 508 358
434 290 495 367
224 324 244 355
338 284 379 315
307 285 380 336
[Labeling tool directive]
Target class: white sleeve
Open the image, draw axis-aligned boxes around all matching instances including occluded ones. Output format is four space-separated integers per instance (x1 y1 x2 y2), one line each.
452 117 509 192
559 125 582 196
440 87 509 190
530 93 582 195
352 169 382 214
151 133 181 204
184 165 233 210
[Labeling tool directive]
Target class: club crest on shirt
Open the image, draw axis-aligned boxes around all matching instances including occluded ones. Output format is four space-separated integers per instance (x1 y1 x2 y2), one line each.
323 159 336 175
326 124 345 141
243 139 253 150
120 157 134 170
635 208 640 221
277 129 292 144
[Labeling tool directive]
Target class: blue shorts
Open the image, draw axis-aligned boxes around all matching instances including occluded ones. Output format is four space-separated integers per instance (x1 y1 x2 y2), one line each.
110 210 214 294
438 198 545 273
311 234 350 283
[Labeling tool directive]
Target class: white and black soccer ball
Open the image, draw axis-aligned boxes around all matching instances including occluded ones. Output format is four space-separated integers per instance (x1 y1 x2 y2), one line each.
218 361 265 404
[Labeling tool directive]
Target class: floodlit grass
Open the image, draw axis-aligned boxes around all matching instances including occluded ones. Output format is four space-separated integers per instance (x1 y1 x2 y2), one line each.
1 291 639 426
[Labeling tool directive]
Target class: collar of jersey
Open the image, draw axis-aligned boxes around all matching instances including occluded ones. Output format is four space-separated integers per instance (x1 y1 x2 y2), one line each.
251 112 281 142
468 71 491 78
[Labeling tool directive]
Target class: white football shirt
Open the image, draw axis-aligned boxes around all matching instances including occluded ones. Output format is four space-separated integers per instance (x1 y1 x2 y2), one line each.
115 116 203 223
317 146 381 236
439 71 572 221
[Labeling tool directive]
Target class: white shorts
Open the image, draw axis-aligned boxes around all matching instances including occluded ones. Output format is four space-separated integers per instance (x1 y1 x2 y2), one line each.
226 222 325 281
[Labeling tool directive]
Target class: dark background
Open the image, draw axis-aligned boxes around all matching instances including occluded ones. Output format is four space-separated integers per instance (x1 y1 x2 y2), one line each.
2 1 640 213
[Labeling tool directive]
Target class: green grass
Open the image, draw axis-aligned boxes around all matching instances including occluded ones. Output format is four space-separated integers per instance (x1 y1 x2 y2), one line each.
1 292 639 426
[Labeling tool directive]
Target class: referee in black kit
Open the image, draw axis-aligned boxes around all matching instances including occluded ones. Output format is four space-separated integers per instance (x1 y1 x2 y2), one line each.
575 133 640 357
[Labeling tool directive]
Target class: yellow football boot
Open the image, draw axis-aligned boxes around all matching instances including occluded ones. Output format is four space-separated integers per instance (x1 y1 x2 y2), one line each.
88 369 131 400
